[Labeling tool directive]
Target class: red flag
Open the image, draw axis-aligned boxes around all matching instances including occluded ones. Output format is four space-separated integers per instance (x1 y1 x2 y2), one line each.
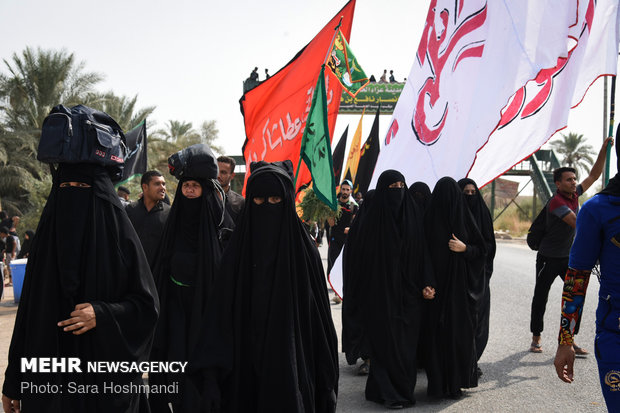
241 0 356 195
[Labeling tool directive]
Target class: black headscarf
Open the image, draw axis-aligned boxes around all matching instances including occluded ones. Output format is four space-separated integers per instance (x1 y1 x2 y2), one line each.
344 170 433 407
423 176 487 397
149 175 231 412
3 163 159 412
199 161 339 413
409 181 432 211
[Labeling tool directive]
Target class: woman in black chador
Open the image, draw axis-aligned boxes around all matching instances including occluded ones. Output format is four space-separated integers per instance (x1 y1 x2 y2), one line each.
458 178 496 364
341 189 375 372
149 148 231 412
2 163 159 413
423 177 487 399
409 181 431 211
200 161 339 413
346 170 434 409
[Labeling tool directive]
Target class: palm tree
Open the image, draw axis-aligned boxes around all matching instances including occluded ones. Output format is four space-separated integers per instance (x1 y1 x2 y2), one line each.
0 47 102 130
0 47 102 217
549 132 595 178
88 91 156 131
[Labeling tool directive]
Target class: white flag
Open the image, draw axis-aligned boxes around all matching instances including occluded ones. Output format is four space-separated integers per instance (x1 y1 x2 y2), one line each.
371 0 620 190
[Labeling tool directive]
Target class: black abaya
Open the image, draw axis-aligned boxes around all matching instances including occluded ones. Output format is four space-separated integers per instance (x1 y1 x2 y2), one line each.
345 170 433 408
200 161 339 413
3 164 159 412
149 176 230 412
458 178 496 360
341 190 375 365
424 177 487 398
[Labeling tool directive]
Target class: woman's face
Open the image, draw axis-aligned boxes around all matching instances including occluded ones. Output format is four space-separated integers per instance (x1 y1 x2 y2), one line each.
181 180 202 198
388 181 405 189
463 184 476 196
252 195 283 205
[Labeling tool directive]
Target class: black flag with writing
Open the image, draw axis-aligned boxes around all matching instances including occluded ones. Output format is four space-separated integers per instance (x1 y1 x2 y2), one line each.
332 125 348 184
354 107 380 195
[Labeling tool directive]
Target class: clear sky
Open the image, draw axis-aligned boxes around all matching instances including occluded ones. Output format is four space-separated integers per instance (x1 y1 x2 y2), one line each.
0 0 616 188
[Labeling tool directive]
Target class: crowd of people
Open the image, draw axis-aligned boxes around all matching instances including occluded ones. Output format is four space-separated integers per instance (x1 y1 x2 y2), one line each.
0 135 618 412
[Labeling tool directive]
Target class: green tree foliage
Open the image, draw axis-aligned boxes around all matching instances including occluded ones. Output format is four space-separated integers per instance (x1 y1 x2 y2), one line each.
88 91 156 131
0 47 103 217
550 132 595 179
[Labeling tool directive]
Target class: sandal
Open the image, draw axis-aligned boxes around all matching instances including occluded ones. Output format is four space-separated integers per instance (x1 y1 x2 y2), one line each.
573 344 589 357
529 342 543 353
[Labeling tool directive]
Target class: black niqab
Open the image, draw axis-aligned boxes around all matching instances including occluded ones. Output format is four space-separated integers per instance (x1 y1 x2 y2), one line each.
3 163 159 412
409 181 432 211
199 161 339 413
344 170 433 407
423 177 487 397
149 175 232 412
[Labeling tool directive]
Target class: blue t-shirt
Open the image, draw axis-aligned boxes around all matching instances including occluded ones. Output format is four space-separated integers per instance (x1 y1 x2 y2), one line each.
569 193 620 305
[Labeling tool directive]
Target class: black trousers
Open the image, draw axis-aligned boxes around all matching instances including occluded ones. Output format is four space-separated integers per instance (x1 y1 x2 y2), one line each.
530 254 569 336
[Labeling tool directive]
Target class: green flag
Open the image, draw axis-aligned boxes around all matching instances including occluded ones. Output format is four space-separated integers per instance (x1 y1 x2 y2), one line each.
298 65 337 210
326 29 369 98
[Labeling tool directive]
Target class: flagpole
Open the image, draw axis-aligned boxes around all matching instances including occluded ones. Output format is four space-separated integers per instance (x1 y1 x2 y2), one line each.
294 16 344 186
605 76 616 186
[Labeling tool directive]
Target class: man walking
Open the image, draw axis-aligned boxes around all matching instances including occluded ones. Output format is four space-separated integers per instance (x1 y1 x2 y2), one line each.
327 180 358 275
217 155 245 223
126 171 171 267
529 137 612 353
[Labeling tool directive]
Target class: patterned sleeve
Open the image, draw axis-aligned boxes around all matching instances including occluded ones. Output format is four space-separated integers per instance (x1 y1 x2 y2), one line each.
559 202 600 345
558 268 591 345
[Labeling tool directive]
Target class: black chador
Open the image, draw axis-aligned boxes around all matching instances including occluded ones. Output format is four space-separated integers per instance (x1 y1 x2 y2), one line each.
423 177 487 398
345 170 434 409
458 178 496 361
2 163 159 412
409 181 431 211
200 161 339 413
149 175 229 412
341 189 375 366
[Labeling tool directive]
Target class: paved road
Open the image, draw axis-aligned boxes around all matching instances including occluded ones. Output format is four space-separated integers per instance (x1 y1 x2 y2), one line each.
328 241 606 412
0 241 606 412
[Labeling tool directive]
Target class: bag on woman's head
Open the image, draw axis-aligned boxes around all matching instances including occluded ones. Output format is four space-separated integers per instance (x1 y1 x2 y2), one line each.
168 144 219 180
37 105 127 181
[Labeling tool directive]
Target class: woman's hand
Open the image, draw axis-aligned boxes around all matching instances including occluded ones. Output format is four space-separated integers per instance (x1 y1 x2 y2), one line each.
448 234 467 253
58 303 96 335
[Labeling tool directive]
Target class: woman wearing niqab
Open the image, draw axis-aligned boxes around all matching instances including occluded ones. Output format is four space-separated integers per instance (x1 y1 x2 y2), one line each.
423 177 487 398
458 178 496 362
2 163 159 413
345 170 434 409
149 162 231 412
341 189 375 368
199 161 339 413
409 181 431 211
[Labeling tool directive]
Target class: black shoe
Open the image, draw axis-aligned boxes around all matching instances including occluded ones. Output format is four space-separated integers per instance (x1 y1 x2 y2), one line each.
477 367 483 378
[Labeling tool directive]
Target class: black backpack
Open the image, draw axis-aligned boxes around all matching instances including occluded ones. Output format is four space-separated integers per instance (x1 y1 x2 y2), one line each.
37 104 127 181
168 144 218 180
527 203 549 251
